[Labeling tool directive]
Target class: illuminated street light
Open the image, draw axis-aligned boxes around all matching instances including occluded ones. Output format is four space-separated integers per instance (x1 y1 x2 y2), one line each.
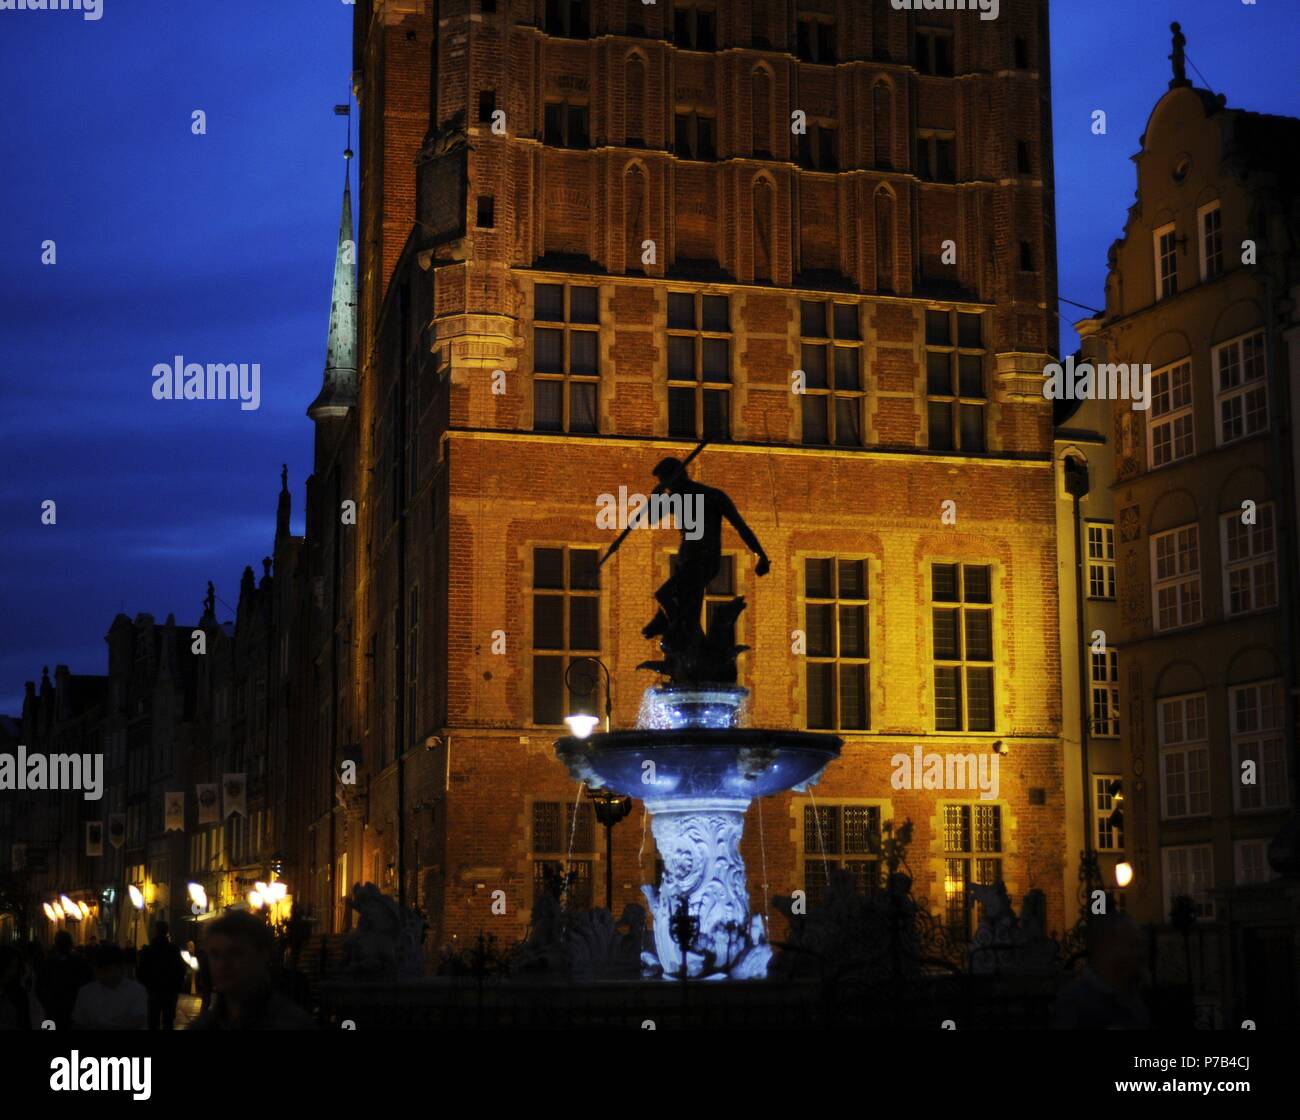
43 902 58 922
128 884 145 910
59 895 80 920
1115 861 1134 888
564 714 600 739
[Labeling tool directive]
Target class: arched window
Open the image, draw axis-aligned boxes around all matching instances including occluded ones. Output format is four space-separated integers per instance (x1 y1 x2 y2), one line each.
624 164 648 273
751 67 773 157
625 54 646 146
872 82 893 170
874 186 894 292
754 177 775 282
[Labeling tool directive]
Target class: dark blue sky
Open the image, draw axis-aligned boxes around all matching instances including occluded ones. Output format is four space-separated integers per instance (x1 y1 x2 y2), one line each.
1 1 1297 715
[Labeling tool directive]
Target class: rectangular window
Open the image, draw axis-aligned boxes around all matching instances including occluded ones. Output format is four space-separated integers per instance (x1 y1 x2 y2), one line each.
1221 503 1277 616
1158 693 1210 819
531 547 601 725
925 310 985 452
931 562 994 732
1154 223 1178 299
1151 523 1201 631
533 283 600 433
1234 839 1276 886
803 558 869 730
1091 649 1120 738
477 89 496 124
915 29 954 76
1095 776 1123 851
1230 681 1288 812
1086 522 1116 599
796 16 836 63
942 803 1002 936
799 301 864 446
916 131 956 182
673 2 716 51
797 121 839 171
1214 331 1268 445
667 291 731 438
803 803 880 908
544 100 589 148
545 0 589 38
1198 202 1223 281
674 112 717 160
532 800 595 908
1149 360 1195 467
1162 844 1214 920
475 196 495 228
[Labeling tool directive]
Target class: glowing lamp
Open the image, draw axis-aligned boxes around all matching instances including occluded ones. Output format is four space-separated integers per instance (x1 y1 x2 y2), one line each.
248 890 264 910
564 714 601 739
43 902 58 922
78 901 91 920
1114 861 1134 888
128 884 145 910
60 895 80 920
180 951 198 971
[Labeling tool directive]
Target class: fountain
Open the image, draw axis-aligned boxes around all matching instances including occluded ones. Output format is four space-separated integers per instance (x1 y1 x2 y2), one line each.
555 450 842 979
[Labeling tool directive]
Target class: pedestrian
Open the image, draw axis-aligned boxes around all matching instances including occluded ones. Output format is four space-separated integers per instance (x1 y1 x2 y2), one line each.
190 911 314 1030
70 944 148 1030
0 946 46 1030
35 930 91 1031
137 921 188 1030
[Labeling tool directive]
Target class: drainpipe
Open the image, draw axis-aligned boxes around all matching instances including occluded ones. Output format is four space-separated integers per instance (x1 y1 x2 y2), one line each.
1064 455 1095 915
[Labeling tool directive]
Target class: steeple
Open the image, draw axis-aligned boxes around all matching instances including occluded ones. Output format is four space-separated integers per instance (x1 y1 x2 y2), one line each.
308 151 358 421
276 463 291 543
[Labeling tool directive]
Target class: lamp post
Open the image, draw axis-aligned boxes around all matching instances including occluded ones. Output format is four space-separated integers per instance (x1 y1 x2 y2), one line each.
587 786 633 912
563 656 612 734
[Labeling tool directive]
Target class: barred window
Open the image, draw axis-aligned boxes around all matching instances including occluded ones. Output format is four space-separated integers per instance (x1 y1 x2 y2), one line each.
803 558 869 730
926 310 985 452
803 803 881 908
532 547 601 725
667 292 730 438
534 284 600 433
799 301 864 447
942 803 1002 936
532 800 595 908
1086 522 1116 600
931 563 994 732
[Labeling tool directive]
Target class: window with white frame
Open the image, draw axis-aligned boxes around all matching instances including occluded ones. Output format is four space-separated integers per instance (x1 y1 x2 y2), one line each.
1148 360 1194 468
1154 223 1178 299
1091 649 1120 738
1234 839 1276 886
1230 680 1288 812
1198 202 1223 281
1214 331 1267 445
1095 775 1123 851
1159 693 1209 819
1163 844 1214 920
1086 522 1116 599
1221 503 1277 615
1151 523 1202 631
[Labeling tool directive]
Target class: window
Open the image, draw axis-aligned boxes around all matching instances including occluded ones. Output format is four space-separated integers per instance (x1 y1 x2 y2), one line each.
803 558 870 730
532 800 595 909
667 292 731 438
932 563 994 732
1013 37 1029 69
475 196 495 228
1198 202 1223 281
916 131 955 182
1158 693 1210 819
915 29 954 76
1016 139 1032 175
1091 649 1120 738
1151 523 1201 631
673 2 716 50
674 111 716 160
942 803 1002 936
1154 223 1178 299
1148 360 1194 467
477 89 496 124
544 100 589 148
1234 839 1276 886
1214 331 1268 445
1086 522 1116 599
1018 241 1035 272
545 0 589 38
926 310 986 451
1095 776 1123 850
797 15 836 63
533 284 600 433
799 301 864 446
531 547 600 725
803 803 880 907
1221 504 1277 616
797 121 838 171
1162 844 1213 920
1230 681 1288 812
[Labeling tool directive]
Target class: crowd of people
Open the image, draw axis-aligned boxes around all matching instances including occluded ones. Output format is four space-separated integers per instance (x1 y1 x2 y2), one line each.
0 912 314 1031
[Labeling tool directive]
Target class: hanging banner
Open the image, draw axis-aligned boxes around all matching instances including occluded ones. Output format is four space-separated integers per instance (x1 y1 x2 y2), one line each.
197 784 220 825
165 792 185 832
10 843 25 872
108 813 125 849
222 773 247 819
86 821 103 858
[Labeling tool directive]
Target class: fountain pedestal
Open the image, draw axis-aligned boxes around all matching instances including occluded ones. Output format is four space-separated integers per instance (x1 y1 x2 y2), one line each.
556 686 841 979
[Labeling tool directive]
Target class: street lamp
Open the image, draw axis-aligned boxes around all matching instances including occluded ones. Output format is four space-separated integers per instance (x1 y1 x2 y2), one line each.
1115 861 1134 889
564 656 612 734
586 785 633 912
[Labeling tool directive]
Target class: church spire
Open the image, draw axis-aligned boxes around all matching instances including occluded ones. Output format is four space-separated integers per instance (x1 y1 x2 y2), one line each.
308 150 358 421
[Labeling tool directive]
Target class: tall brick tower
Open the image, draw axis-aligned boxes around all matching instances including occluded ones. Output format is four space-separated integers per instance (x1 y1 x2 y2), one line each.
337 0 1066 952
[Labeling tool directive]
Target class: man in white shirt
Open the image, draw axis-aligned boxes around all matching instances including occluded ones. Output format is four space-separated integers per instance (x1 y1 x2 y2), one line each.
71 944 147 1030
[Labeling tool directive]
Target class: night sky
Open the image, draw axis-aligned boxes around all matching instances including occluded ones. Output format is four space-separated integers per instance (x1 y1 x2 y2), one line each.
1 0 1297 715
